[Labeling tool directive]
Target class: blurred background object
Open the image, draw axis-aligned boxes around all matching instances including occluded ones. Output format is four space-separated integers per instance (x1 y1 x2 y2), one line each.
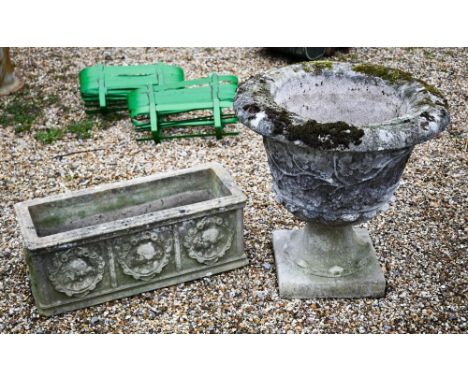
271 47 347 60
0 48 24 96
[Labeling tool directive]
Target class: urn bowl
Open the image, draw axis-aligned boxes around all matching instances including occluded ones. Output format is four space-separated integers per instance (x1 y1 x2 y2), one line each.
234 62 450 225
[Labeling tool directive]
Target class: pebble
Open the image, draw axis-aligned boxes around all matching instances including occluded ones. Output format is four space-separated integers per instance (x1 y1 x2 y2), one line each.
262 263 272 271
90 317 99 325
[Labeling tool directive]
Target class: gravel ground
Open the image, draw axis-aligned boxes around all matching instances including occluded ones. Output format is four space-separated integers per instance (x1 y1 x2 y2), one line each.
0 48 466 333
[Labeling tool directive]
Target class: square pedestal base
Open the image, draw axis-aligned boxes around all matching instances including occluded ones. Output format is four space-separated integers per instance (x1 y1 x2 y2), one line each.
272 228 386 299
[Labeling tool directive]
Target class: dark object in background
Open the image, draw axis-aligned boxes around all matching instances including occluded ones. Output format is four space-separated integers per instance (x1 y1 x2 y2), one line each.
0 48 24 96
272 47 344 60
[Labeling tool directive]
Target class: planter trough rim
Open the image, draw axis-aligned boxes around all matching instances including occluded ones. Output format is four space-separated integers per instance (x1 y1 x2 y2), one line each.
15 162 246 251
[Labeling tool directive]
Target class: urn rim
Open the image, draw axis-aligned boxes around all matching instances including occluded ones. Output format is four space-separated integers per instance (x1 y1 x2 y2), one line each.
234 61 450 152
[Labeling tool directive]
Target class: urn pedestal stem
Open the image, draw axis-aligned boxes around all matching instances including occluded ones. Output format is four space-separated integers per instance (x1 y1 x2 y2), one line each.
272 222 386 298
291 223 371 277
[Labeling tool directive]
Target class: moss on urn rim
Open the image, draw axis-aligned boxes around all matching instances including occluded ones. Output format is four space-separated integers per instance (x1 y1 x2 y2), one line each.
233 61 451 152
352 63 447 103
287 120 364 150
297 61 447 107
302 60 333 74
261 105 364 150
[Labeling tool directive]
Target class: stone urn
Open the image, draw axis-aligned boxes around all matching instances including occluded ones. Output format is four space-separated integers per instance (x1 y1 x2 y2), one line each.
234 61 450 298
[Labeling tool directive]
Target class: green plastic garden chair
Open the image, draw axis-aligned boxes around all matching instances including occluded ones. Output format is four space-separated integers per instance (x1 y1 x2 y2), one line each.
128 73 239 143
79 63 184 111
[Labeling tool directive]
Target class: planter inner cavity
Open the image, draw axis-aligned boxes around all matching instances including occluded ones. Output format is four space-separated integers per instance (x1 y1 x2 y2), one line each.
15 163 247 316
29 169 230 237
273 73 408 126
234 61 450 299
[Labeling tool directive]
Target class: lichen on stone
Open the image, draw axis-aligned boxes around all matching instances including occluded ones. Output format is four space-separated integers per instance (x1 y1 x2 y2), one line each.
261 101 365 149
264 106 293 135
420 111 435 122
242 103 261 119
302 60 333 74
415 97 447 108
417 79 446 100
352 63 447 104
352 63 414 84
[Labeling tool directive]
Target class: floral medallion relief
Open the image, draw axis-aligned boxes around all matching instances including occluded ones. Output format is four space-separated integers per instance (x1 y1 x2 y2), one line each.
182 216 234 265
114 227 174 281
48 246 105 297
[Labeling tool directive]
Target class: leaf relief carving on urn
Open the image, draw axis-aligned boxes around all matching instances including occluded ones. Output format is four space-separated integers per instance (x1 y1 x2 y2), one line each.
264 137 413 222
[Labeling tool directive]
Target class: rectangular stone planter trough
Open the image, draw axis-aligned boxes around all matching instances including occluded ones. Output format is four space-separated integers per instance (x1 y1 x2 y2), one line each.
15 163 247 316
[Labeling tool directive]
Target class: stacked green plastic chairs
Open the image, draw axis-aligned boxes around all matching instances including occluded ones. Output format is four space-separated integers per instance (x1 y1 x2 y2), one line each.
128 73 239 143
79 63 184 111
79 62 239 143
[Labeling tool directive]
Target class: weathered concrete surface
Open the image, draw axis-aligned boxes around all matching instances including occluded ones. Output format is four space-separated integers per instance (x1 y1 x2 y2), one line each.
234 61 450 153
235 61 450 299
264 137 412 225
273 225 385 298
235 61 450 225
15 163 247 315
